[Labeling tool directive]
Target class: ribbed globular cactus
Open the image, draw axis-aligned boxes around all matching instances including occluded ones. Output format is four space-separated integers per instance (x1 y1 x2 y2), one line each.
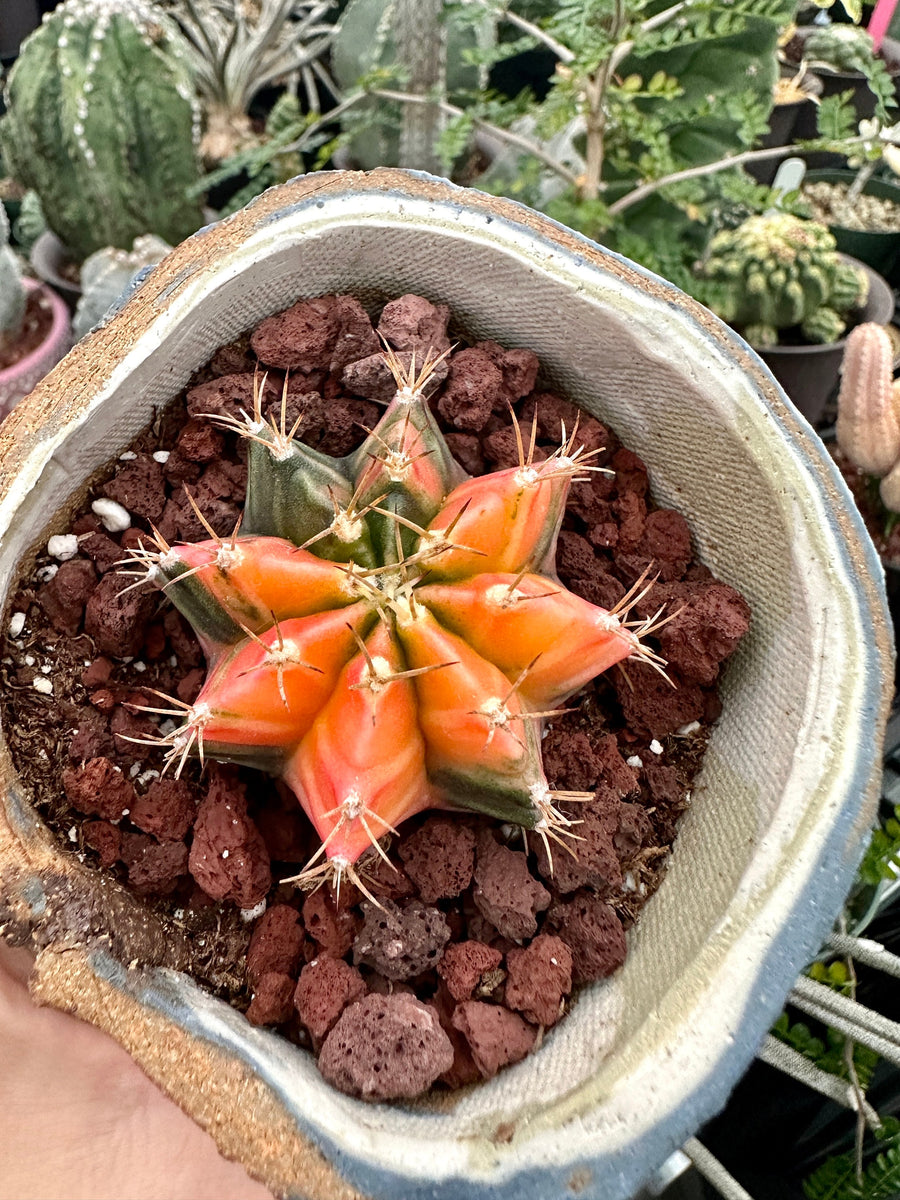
124 350 666 893
0 0 204 262
836 321 900 512
0 206 26 348
701 214 869 348
804 24 877 75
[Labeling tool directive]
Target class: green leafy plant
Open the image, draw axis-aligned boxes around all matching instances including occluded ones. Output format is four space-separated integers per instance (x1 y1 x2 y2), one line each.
803 1119 900 1200
771 1012 879 1089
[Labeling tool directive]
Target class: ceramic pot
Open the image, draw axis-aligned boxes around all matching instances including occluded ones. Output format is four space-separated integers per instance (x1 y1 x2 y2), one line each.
0 277 71 417
0 169 892 1200
754 257 894 426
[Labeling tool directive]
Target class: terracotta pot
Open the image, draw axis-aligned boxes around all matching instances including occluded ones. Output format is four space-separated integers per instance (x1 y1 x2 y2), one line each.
0 277 71 418
0 170 892 1200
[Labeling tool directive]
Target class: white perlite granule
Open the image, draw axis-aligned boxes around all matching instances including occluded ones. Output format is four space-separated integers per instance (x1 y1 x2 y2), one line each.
626 755 643 769
47 534 79 561
152 450 170 464
91 497 131 532
649 739 663 755
8 613 25 638
32 677 53 695
240 900 267 922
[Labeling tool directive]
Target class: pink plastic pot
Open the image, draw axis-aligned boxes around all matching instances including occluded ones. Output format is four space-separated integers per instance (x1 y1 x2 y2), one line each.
0 278 71 419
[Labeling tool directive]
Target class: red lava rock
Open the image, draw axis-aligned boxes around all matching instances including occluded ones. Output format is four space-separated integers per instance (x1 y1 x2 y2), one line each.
109 703 157 763
476 341 539 403
533 801 622 895
186 373 276 422
443 431 486 475
78 529 123 574
594 734 639 797
643 763 681 806
398 818 475 903
188 767 271 908
547 891 627 984
376 294 451 354
647 580 751 686
302 888 361 959
174 419 225 464
612 447 649 496
246 904 306 985
276 392 380 458
102 456 166 524
353 899 450 981
567 470 617 524
159 489 242 543
62 757 135 821
119 830 154 865
251 294 378 372
163 610 203 668
176 668 205 705
541 728 603 792
82 819 122 868
319 992 454 1101
294 956 367 1041
430 984 482 1089
127 839 189 895
362 855 416 902
472 832 550 942
615 803 652 859
437 348 504 432
143 621 167 661
555 530 599 584
84 571 156 658
130 779 196 841
68 711 115 761
614 664 705 740
81 657 113 689
451 1001 536 1079
568 572 627 612
614 491 647 553
247 971 296 1027
640 510 692 582
505 934 573 1027
342 349 448 402
519 392 608 452
38 559 98 634
438 941 503 1003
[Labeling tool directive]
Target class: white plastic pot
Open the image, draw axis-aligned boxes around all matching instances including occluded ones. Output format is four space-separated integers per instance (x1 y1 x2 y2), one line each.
0 169 892 1200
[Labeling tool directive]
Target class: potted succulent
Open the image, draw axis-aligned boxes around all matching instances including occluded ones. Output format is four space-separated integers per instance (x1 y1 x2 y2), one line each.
0 0 206 308
0 205 69 417
697 211 894 422
0 170 891 1199
788 21 900 134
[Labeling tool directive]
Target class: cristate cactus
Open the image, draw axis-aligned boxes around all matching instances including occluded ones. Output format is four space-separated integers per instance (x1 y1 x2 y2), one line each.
701 214 869 348
0 0 204 261
124 350 665 892
836 322 900 511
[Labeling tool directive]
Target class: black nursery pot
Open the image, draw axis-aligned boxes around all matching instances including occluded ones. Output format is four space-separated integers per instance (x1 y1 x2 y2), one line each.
754 260 895 425
804 169 900 285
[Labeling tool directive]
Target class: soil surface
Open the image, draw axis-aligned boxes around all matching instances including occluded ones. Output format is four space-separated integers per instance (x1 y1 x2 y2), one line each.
803 180 900 234
0 290 53 372
0 293 750 1101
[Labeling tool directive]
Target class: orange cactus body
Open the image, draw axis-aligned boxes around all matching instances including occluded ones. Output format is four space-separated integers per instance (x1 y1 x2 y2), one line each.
126 350 666 891
417 573 638 708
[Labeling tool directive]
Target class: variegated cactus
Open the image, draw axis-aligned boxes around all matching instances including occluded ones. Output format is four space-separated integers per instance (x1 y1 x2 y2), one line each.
124 349 666 892
836 322 900 513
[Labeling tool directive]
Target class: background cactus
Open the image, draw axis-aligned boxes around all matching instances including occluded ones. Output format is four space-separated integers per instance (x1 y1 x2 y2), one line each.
836 321 900 513
803 24 878 75
73 234 171 340
124 346 664 891
0 205 26 348
0 0 204 262
700 214 869 348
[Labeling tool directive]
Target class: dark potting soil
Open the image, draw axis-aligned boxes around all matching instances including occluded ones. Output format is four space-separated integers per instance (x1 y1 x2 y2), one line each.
0 293 751 1101
0 289 53 372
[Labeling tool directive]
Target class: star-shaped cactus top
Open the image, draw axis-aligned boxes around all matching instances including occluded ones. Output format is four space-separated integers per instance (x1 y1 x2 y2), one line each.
125 349 666 895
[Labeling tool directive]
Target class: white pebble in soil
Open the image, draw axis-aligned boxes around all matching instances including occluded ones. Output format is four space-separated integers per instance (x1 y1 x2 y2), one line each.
91 498 132 532
649 739 663 756
626 755 643 769
47 534 79 561
8 613 25 638
152 450 170 464
240 900 267 923
32 677 53 695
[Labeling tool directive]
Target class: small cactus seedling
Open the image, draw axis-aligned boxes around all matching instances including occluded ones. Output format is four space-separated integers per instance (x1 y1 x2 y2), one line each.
123 348 667 894
701 213 869 348
836 321 900 512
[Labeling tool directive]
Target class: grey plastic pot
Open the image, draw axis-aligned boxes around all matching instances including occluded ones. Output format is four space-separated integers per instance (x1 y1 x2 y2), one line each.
0 169 892 1200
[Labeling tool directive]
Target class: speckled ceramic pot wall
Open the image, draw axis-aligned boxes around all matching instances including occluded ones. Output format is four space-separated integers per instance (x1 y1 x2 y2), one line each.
0 170 892 1200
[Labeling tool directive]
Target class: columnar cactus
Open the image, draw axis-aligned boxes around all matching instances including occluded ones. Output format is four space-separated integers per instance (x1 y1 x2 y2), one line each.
0 0 204 262
700 214 869 348
836 322 900 511
0 206 26 349
124 350 666 892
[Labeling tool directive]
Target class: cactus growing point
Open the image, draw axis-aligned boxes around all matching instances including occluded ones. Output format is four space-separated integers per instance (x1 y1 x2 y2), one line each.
122 350 667 893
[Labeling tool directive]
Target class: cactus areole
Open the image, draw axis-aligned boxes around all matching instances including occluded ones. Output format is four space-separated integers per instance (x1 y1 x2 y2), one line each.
125 350 664 893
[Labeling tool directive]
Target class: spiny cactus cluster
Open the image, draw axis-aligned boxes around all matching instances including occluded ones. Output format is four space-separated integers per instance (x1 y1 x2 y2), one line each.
0 0 204 262
701 213 869 348
0 206 26 347
836 322 900 512
123 350 667 895
804 23 877 75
